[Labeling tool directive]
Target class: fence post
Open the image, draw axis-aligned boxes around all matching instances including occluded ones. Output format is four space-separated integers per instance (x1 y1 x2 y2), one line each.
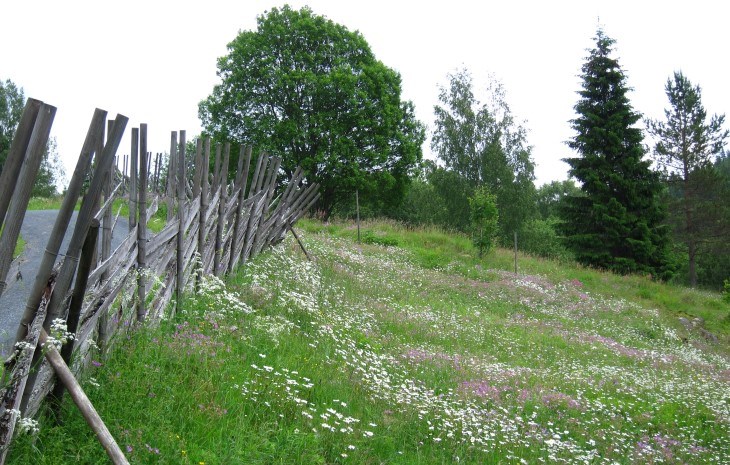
137 125 148 322
197 138 210 286
19 113 128 414
228 145 252 273
514 231 518 274
52 219 99 408
0 102 56 299
0 98 41 230
11 109 105 349
356 190 361 243
167 135 177 223
129 128 139 232
214 143 230 276
176 130 186 312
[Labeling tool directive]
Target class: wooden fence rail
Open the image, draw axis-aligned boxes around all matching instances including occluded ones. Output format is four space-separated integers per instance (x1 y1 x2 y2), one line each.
0 105 318 463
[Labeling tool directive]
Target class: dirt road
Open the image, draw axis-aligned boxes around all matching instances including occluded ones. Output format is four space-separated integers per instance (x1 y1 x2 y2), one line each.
0 210 130 356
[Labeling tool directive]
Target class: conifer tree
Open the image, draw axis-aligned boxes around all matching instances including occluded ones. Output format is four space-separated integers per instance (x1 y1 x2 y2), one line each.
560 29 671 277
646 72 728 287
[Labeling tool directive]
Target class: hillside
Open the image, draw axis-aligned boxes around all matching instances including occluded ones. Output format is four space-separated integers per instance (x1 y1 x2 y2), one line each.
8 219 730 464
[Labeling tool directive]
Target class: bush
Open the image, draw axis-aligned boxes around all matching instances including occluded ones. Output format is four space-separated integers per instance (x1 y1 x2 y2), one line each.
518 217 573 262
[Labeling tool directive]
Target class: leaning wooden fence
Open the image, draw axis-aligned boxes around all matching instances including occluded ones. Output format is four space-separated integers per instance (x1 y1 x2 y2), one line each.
0 102 319 462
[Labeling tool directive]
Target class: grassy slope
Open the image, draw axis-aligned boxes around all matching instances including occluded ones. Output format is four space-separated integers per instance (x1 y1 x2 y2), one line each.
7 219 729 464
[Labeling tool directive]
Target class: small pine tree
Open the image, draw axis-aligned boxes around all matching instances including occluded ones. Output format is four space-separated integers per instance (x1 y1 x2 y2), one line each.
560 29 671 277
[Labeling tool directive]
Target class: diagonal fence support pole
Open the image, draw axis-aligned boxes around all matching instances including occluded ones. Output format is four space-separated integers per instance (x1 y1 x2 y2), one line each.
39 329 130 465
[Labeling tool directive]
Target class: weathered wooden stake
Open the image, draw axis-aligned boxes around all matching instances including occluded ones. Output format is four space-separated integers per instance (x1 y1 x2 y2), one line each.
137 124 148 322
0 103 56 298
514 231 518 274
129 128 139 231
39 329 130 465
356 189 361 244
176 130 186 310
53 219 99 407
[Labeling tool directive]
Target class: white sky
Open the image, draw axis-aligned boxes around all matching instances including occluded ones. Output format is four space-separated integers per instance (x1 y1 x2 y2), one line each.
2 0 728 186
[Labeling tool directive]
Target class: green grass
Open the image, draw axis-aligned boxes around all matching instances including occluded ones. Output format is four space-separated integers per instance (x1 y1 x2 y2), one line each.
24 196 168 234
7 219 729 464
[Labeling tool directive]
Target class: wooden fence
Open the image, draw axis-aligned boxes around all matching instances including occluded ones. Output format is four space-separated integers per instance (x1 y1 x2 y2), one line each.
0 101 319 462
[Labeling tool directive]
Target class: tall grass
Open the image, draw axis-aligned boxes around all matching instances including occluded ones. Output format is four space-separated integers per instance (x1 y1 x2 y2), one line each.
7 219 729 464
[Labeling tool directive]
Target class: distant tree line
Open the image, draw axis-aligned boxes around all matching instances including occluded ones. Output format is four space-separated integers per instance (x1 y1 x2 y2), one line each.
1 78 66 197
196 7 727 290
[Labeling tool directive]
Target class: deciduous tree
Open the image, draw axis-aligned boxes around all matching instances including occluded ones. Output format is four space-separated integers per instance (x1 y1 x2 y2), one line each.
199 6 424 219
0 78 25 174
431 69 535 241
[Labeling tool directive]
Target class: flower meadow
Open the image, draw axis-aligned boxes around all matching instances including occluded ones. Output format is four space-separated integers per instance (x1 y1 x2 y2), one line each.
7 221 730 464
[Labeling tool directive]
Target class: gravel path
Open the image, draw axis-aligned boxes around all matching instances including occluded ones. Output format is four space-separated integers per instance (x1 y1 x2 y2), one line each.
0 210 130 356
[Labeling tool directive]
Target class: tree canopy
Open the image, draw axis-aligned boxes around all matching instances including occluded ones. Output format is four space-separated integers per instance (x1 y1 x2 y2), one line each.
0 78 25 175
199 5 425 219
560 29 671 277
431 69 535 241
646 72 728 286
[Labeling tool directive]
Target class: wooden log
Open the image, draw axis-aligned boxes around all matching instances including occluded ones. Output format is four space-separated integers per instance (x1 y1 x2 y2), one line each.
166 133 177 223
290 227 312 262
247 152 266 199
146 222 179 258
214 144 230 276
0 271 55 463
19 114 127 414
86 226 137 289
176 131 186 309
0 98 41 229
129 128 139 231
137 125 148 322
212 144 222 193
52 220 99 406
42 114 128 328
12 108 105 349
38 329 130 465
93 181 123 222
196 138 210 289
192 139 202 201
0 103 56 298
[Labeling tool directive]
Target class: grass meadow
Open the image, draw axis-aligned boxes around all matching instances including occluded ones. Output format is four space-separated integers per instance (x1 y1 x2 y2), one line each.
7 219 729 464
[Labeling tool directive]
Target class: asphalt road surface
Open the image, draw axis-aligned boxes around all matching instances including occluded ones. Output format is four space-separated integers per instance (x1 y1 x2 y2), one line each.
0 210 130 356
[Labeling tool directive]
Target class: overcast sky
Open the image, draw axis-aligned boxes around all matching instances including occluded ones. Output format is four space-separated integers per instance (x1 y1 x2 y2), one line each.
2 0 728 186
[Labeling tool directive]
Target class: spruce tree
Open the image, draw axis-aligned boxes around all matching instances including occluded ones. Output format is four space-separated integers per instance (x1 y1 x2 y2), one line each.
560 29 671 277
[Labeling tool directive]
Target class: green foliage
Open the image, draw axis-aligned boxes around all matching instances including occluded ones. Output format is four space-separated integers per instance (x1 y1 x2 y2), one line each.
427 166 472 231
0 78 25 174
535 180 581 220
361 230 399 247
646 71 729 287
723 280 730 303
199 5 425 219
31 137 66 197
518 217 573 261
431 69 536 241
560 29 671 278
468 186 498 257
